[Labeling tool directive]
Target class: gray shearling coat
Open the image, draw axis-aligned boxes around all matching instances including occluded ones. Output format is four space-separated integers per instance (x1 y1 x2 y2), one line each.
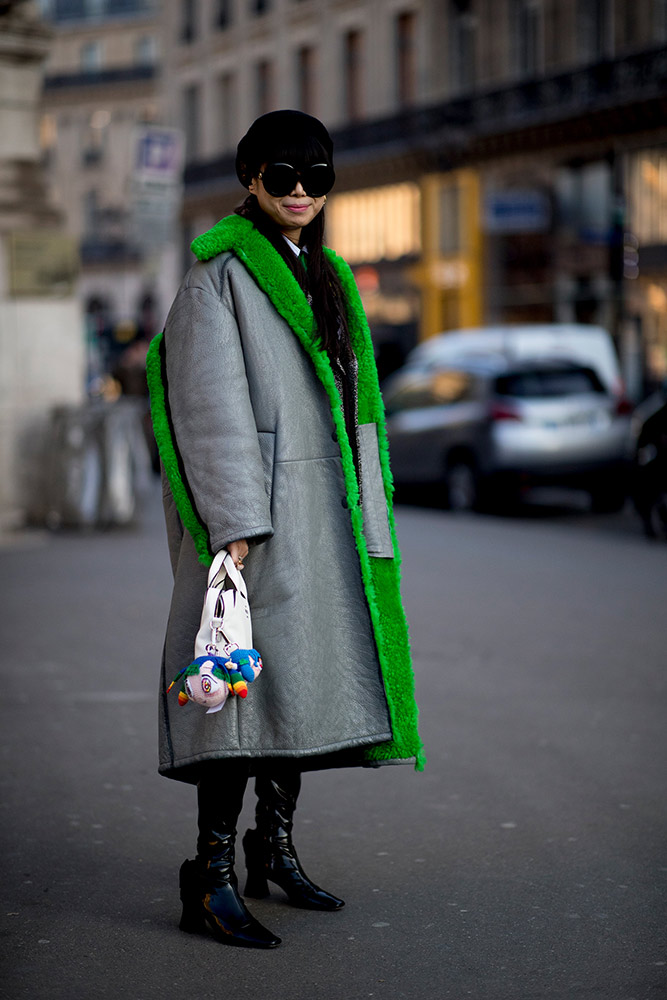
147 215 423 781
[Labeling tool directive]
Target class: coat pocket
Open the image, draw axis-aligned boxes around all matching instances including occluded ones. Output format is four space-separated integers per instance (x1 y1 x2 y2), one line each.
257 431 276 506
358 423 394 558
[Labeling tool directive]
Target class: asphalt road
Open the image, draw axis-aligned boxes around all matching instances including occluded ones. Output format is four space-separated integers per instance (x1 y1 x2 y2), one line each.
1 485 665 1000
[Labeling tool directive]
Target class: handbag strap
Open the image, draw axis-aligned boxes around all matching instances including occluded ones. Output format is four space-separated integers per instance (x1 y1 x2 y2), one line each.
207 549 248 599
202 550 251 656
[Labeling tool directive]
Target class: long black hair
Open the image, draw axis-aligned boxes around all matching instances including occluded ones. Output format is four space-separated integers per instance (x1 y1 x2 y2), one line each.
234 134 351 360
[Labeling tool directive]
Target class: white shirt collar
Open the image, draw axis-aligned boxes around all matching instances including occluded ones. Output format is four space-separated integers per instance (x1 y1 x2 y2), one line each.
282 235 307 257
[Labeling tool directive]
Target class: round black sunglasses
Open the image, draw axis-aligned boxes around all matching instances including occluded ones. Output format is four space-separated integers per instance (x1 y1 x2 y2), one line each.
258 162 335 198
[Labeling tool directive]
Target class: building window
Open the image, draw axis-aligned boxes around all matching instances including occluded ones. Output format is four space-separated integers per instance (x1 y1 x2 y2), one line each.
627 151 667 246
255 59 272 117
449 1 476 93
214 0 233 29
327 183 421 264
544 0 561 67
656 0 667 41
81 108 110 166
80 40 102 71
511 0 541 77
396 11 417 108
621 0 638 47
343 29 364 121
40 113 57 151
53 1 83 19
182 84 200 161
40 113 57 166
555 161 611 245
577 0 610 61
134 35 156 65
180 0 197 44
217 72 237 152
83 189 99 234
296 45 316 115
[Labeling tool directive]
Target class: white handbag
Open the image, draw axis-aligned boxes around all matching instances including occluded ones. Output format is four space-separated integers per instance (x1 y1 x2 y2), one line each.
168 550 261 714
195 549 253 659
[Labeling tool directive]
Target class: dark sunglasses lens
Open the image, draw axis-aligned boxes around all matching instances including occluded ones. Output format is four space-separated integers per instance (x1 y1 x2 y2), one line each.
303 163 335 197
261 163 335 197
261 163 298 196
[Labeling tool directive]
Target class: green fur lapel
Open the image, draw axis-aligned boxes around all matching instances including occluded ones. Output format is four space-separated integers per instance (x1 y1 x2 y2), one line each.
146 333 211 564
147 215 424 770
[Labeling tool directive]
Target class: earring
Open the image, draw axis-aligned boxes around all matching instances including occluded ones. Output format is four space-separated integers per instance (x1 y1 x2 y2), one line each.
323 195 327 203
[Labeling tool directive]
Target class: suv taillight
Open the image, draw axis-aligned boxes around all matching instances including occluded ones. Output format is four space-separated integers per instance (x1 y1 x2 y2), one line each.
489 402 522 422
615 397 633 417
612 377 633 416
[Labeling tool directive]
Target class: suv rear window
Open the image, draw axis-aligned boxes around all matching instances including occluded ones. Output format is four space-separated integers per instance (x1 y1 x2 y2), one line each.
494 367 605 398
384 368 476 413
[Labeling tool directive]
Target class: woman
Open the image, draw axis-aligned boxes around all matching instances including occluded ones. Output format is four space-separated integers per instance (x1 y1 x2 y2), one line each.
147 110 423 950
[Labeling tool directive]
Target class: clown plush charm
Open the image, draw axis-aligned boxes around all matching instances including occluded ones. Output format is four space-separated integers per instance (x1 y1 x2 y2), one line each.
168 649 263 713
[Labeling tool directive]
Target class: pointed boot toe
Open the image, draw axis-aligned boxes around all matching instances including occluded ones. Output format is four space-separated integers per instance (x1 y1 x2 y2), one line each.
243 827 345 911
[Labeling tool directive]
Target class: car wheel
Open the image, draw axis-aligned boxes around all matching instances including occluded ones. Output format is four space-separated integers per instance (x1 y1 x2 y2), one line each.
445 461 478 512
644 492 667 540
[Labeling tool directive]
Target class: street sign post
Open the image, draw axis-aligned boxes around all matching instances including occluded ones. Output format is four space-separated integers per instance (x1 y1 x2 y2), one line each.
129 126 184 251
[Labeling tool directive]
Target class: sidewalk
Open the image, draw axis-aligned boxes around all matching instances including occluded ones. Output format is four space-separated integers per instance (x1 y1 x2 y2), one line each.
0 488 436 1000
1 486 665 1000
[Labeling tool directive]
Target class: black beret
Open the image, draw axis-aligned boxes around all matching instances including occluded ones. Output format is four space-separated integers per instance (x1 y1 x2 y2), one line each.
235 110 334 188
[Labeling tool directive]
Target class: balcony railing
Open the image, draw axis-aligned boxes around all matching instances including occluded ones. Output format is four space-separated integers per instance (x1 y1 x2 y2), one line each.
469 45 667 135
50 0 155 23
182 45 667 192
44 64 156 90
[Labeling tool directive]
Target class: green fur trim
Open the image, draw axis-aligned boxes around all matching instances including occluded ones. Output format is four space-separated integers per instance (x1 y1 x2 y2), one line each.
152 215 424 770
146 333 213 565
325 252 423 770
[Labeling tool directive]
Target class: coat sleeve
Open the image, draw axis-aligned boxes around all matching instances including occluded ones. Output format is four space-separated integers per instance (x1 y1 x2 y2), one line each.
163 269 274 554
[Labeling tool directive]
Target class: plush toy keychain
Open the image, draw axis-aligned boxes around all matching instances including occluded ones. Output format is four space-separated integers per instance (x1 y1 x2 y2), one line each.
168 549 263 713
226 647 263 695
168 648 263 714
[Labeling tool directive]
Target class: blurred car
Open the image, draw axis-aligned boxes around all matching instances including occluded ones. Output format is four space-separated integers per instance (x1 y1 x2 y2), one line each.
630 384 667 539
405 324 625 395
383 342 633 512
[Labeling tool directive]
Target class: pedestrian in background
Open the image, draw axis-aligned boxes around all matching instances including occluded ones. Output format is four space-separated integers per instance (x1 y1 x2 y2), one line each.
147 110 423 949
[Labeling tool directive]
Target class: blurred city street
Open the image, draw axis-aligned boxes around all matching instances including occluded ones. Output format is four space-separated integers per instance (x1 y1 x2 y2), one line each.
1 484 665 1000
1 2 666 997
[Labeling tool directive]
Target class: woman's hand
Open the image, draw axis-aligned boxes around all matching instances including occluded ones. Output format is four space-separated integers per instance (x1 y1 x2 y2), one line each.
226 539 250 569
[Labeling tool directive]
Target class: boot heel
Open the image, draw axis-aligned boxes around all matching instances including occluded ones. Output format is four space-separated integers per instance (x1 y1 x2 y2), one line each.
179 897 206 933
244 869 270 899
179 859 207 933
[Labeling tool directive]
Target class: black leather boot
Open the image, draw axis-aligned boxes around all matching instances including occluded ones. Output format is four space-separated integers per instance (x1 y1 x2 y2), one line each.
243 766 344 911
179 761 281 949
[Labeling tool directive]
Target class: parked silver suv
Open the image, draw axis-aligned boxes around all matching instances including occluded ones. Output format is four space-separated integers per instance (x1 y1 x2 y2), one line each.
383 355 632 512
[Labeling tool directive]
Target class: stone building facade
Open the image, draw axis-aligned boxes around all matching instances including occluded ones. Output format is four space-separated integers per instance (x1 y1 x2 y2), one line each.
39 0 667 396
160 0 667 395
0 1 85 529
39 0 172 386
